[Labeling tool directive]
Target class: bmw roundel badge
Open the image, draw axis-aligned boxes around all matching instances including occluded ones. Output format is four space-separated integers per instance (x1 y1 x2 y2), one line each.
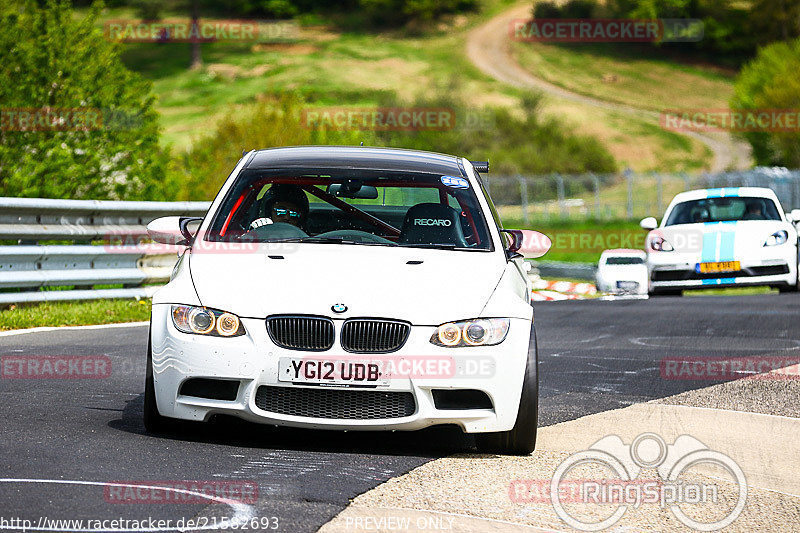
331 303 347 313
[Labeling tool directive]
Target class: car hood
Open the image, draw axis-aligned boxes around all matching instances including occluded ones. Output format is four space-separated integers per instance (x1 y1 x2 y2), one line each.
652 220 795 257
188 243 506 324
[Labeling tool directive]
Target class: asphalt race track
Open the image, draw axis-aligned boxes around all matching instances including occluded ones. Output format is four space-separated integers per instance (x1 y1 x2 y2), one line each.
1 293 796 532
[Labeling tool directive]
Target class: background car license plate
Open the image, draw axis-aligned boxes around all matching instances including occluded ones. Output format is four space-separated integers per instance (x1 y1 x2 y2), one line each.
698 261 740 273
278 358 388 385
616 280 639 290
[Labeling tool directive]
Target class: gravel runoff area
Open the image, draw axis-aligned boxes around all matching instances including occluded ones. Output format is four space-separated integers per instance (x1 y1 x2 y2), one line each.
656 363 800 418
320 364 800 532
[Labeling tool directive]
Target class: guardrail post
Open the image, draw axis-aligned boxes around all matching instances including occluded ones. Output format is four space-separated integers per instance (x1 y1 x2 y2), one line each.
518 176 529 226
591 173 600 219
625 168 633 220
555 173 566 219
656 173 663 214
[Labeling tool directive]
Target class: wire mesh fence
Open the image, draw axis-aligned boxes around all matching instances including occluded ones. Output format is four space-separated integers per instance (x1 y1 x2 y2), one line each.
481 167 800 223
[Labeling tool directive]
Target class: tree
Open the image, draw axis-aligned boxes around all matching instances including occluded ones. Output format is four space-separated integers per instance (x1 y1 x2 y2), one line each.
749 0 800 44
731 37 800 167
0 0 171 200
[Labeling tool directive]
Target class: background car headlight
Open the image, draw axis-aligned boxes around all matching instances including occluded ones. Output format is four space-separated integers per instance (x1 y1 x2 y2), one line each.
171 305 245 337
430 318 510 347
649 236 674 251
764 230 789 246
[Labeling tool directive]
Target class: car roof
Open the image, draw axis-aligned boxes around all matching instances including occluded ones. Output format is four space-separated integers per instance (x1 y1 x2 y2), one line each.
671 186 779 203
245 146 464 175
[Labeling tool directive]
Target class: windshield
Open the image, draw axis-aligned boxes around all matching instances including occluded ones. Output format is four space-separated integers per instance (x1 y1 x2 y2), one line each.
205 169 493 251
665 196 781 226
605 256 644 265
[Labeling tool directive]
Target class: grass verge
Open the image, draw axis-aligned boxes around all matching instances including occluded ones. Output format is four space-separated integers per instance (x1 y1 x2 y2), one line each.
0 299 151 331
80 1 716 172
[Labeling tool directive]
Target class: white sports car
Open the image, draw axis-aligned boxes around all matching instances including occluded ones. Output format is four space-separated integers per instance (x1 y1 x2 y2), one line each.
595 249 648 295
144 146 550 455
641 187 799 295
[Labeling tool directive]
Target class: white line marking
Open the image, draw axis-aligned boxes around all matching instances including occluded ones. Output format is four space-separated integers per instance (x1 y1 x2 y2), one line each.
0 322 149 338
0 479 254 532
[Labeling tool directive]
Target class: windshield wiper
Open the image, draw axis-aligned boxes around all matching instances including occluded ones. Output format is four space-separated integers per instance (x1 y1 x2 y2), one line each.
301 236 393 246
399 243 473 251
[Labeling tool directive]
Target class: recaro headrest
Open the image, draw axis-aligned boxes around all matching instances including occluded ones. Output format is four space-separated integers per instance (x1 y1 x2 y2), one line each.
399 203 467 247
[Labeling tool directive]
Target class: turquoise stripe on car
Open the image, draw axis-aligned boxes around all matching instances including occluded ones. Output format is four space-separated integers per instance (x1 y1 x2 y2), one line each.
719 230 736 262
705 187 740 198
702 278 736 285
701 232 718 262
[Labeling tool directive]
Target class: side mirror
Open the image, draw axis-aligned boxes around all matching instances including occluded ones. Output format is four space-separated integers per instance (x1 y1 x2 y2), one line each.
790 209 800 223
502 229 551 259
640 217 658 231
147 216 201 245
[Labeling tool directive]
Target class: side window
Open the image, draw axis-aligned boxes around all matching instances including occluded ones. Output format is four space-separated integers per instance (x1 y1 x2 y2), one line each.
477 177 510 249
478 178 503 231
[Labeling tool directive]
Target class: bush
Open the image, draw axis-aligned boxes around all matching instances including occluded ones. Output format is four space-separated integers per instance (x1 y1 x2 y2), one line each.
0 1 171 200
174 89 617 200
172 93 367 200
732 37 800 167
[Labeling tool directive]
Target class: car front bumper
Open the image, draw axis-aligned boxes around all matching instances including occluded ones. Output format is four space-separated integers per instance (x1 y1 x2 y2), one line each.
149 304 532 433
647 249 797 291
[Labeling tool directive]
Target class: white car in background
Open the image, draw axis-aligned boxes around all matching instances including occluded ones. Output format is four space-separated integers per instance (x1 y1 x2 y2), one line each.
641 187 799 296
143 146 550 455
595 249 648 295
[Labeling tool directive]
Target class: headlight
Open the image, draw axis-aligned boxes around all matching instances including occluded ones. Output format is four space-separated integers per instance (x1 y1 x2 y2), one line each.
171 305 245 337
649 236 673 252
764 230 789 246
430 318 510 347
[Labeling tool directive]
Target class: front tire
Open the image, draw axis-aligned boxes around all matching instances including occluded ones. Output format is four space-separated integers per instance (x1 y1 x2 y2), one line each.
475 325 538 456
143 336 173 434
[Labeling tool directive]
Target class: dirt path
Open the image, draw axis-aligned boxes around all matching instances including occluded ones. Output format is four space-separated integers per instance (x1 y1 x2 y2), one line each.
466 3 752 172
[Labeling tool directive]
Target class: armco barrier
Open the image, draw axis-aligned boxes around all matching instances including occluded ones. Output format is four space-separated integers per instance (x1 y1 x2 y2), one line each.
531 260 597 281
0 197 209 305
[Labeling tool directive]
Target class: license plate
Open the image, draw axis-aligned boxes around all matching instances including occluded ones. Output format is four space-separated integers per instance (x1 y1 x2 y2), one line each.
278 358 388 386
697 261 740 274
616 280 639 290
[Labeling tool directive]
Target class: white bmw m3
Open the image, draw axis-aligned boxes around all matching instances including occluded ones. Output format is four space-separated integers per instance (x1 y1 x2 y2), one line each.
641 187 799 296
144 146 550 455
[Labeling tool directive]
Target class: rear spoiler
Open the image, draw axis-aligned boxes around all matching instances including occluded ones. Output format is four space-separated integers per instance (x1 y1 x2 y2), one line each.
470 160 489 173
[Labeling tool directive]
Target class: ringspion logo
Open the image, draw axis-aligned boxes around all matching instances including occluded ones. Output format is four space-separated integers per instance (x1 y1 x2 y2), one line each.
512 433 746 531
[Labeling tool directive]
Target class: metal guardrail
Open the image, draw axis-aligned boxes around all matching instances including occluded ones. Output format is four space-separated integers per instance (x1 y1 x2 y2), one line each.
0 197 210 305
530 261 597 281
482 167 800 222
